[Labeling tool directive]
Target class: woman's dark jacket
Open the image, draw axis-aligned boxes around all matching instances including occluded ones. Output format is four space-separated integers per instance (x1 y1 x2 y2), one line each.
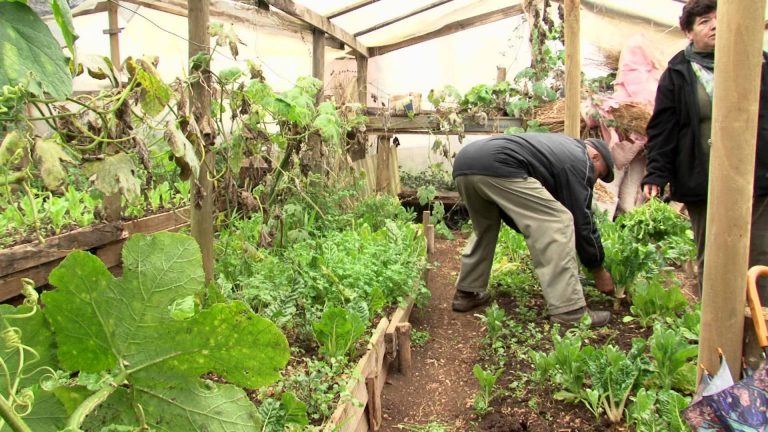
452 133 604 269
642 50 768 203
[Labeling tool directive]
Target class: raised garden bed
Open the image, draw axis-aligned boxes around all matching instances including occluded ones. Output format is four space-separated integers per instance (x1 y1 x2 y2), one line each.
0 207 191 302
322 219 435 431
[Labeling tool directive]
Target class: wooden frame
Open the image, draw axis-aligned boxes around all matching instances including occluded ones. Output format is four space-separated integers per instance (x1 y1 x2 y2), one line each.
0 208 191 302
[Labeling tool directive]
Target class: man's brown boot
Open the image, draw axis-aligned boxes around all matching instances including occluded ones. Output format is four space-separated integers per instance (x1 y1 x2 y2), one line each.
550 307 611 327
452 290 491 312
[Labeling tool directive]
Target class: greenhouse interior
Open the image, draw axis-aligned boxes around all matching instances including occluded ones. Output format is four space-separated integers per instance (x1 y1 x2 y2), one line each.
2 0 768 430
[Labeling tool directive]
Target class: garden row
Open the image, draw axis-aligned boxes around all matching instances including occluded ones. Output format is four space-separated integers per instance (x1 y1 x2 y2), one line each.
465 199 701 431
0 185 438 432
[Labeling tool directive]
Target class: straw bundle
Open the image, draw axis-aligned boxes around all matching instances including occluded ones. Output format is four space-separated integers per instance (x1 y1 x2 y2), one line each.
532 99 566 133
532 99 588 135
611 103 652 136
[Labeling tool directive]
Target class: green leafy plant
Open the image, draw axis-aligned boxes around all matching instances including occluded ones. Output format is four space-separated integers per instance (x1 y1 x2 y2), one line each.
256 392 309 432
531 328 588 398
398 422 450 432
313 307 367 360
0 232 291 431
626 274 689 327
491 227 538 297
410 329 430 348
472 365 502 414
626 388 691 432
647 324 698 392
416 186 454 240
584 339 648 423
599 217 661 308
477 302 508 350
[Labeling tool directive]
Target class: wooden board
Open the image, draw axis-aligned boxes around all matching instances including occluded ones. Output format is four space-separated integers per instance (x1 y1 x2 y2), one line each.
385 297 415 357
369 5 524 57
325 317 389 432
264 0 369 57
0 208 191 302
0 223 123 278
366 113 522 134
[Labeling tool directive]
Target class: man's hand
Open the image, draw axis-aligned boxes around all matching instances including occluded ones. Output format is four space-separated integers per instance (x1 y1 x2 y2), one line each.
642 184 660 200
590 267 615 295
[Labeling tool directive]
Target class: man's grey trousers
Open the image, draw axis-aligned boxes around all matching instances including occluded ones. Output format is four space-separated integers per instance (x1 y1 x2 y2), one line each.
455 175 587 315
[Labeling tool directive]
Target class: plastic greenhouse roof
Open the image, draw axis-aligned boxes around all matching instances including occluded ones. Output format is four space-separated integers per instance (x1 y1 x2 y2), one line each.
291 0 678 48
287 0 768 55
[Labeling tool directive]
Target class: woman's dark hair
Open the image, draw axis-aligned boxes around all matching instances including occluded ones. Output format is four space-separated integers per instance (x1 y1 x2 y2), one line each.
679 0 717 32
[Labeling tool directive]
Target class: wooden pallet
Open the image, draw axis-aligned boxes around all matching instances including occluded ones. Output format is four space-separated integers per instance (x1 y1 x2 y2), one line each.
0 207 191 302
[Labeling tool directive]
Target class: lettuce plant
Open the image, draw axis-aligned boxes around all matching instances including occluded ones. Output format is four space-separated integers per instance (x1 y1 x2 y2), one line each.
627 274 689 327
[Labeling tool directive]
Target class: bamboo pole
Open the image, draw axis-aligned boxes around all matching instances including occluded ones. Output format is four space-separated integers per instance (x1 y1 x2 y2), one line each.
563 0 581 138
188 0 216 283
698 0 766 381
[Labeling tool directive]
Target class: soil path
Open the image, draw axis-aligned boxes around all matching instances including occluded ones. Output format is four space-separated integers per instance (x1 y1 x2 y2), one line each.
381 234 481 431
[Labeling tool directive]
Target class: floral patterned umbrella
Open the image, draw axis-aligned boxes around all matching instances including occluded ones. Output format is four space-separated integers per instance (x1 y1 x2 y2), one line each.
682 266 768 431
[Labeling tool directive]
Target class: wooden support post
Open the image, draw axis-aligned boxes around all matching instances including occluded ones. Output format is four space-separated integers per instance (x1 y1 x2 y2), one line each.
356 54 368 107
424 224 435 289
103 0 123 221
106 0 121 69
389 136 400 193
496 66 507 83
564 0 581 138
425 224 435 258
422 210 430 226
397 323 412 376
365 375 382 431
188 0 216 283
312 28 325 103
698 0 766 381
375 135 391 193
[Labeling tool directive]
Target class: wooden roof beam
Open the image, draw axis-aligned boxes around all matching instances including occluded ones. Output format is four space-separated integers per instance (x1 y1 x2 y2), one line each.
354 0 453 37
327 0 380 19
370 4 523 57
76 0 312 34
264 0 370 57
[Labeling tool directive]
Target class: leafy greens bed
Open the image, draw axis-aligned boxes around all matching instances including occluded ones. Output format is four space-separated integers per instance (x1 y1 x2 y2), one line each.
469 200 699 430
0 191 428 431
215 193 429 425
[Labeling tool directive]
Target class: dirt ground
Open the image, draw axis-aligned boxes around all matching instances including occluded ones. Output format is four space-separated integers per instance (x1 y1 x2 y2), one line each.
380 232 697 432
380 233 484 431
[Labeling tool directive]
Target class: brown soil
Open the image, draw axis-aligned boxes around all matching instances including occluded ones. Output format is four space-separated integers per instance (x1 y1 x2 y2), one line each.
380 232 697 432
381 233 484 431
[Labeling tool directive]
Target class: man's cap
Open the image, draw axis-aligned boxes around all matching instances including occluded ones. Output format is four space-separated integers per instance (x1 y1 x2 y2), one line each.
585 138 615 183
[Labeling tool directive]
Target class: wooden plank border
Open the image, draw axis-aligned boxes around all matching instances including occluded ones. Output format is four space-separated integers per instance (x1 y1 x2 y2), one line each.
0 207 191 302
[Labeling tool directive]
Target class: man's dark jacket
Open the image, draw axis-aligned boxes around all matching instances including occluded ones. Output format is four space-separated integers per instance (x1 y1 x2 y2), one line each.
452 133 605 269
643 50 768 203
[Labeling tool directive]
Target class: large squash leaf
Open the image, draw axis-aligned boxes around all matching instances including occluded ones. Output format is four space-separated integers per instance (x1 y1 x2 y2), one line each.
87 153 141 200
35 137 75 190
42 232 290 429
84 383 263 432
50 0 78 60
0 304 67 432
164 119 200 181
0 2 72 100
0 390 68 432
